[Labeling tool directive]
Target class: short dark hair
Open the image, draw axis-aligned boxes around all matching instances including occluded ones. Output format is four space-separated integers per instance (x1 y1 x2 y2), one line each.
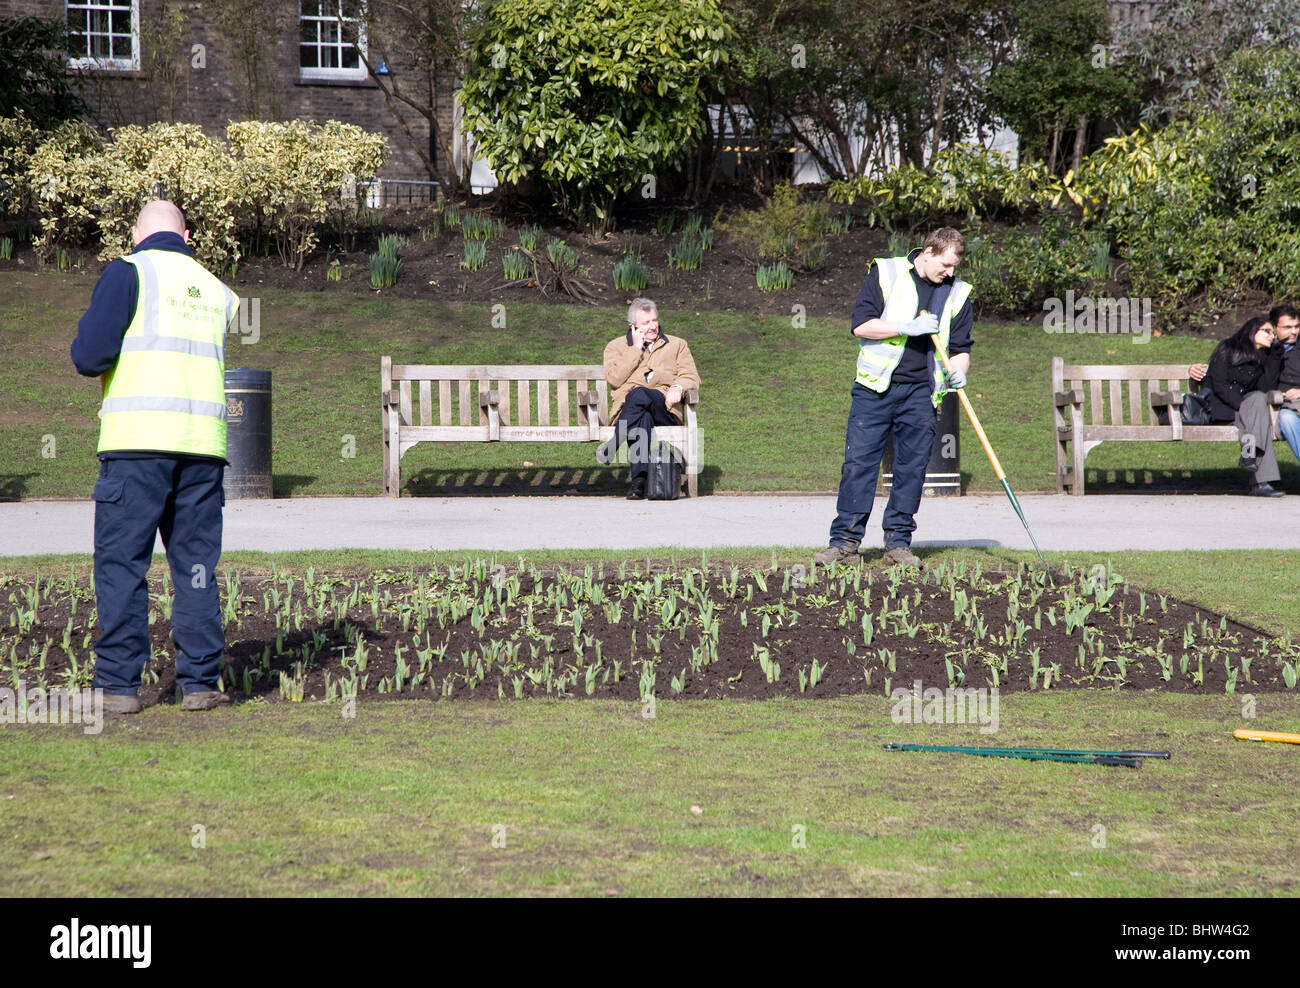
921 227 965 259
1268 302 1299 324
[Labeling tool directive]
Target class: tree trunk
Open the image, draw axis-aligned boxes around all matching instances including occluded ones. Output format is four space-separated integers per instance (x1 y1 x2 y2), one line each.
1072 116 1087 174
929 58 952 164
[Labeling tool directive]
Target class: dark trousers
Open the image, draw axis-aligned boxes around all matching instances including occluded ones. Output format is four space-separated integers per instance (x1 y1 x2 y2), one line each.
612 387 677 479
91 457 225 696
829 381 937 549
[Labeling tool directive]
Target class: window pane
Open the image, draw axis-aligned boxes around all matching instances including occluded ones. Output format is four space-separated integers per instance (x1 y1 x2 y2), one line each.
89 10 109 33
111 10 131 33
341 47 358 68
68 9 88 33
300 20 317 42
323 45 338 68
112 34 132 58
110 0 132 8
300 44 317 68
323 21 338 43
91 33 111 58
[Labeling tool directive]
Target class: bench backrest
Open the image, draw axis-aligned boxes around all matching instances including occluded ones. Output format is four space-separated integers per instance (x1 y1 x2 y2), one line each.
1052 358 1195 427
382 360 610 428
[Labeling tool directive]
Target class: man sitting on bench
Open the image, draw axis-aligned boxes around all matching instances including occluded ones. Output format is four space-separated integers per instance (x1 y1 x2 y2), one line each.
597 298 700 499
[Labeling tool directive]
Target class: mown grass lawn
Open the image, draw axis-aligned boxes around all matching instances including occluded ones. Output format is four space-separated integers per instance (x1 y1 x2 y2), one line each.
3 693 1297 897
3 270 1294 500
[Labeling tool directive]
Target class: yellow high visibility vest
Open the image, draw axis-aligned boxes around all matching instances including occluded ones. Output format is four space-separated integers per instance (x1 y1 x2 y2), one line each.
98 249 238 457
855 255 972 407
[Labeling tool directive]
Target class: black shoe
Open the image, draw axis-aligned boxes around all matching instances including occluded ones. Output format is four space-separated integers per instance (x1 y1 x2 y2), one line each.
1239 455 1259 471
1248 483 1284 497
626 475 647 500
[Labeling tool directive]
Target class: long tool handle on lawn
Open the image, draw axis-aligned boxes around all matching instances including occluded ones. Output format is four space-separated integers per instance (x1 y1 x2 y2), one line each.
920 318 1047 564
883 743 1140 768
1233 728 1300 745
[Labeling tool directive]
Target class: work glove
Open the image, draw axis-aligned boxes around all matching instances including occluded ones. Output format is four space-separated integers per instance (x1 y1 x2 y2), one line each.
944 367 967 390
898 313 939 337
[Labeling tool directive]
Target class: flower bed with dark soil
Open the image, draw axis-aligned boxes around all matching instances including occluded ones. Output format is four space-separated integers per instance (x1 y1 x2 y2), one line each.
5 559 1296 706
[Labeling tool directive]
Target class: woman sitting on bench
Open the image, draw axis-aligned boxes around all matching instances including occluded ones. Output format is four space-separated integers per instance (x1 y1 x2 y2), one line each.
1205 316 1284 497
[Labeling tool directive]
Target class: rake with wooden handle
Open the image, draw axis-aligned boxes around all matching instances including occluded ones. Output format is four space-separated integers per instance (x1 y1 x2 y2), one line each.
920 301 1047 564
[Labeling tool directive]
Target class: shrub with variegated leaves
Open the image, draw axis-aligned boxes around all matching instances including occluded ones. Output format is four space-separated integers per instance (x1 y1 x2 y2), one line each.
227 119 388 270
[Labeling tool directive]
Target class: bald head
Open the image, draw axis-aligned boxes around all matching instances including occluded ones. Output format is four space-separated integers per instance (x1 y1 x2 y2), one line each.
132 200 188 246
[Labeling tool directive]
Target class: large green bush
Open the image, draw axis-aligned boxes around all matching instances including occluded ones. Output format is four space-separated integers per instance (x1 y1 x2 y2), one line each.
829 144 1053 229
962 214 1107 316
458 0 730 232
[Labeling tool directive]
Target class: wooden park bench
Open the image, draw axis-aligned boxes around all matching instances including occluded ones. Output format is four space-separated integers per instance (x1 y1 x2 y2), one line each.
381 358 701 497
1052 356 1284 495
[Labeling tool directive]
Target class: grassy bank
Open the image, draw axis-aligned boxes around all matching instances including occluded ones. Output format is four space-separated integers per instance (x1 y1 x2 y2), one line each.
3 270 1294 500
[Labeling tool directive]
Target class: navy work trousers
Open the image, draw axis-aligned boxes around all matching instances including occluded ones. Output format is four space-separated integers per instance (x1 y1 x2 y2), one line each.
91 457 225 696
829 381 937 550
612 386 678 479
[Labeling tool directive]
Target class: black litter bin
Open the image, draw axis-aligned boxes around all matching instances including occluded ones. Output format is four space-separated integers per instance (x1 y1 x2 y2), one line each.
881 390 961 497
224 368 272 499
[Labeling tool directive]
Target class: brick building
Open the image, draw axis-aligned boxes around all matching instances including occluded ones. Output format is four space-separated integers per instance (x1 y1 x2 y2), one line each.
3 0 462 188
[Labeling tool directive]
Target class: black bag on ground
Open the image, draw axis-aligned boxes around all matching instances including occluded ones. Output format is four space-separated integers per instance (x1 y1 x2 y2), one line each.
646 442 683 500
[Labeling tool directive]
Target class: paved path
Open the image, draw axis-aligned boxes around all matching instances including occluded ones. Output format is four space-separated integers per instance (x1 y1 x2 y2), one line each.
1 493 1293 557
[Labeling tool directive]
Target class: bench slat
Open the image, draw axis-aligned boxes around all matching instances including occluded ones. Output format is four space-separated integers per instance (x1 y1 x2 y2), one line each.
439 380 451 425
1089 379 1102 425
400 380 412 426
537 379 550 426
419 380 431 426
557 379 570 427
496 377 512 423
1129 378 1143 425
1108 378 1122 426
459 380 471 426
390 364 605 381
517 378 530 427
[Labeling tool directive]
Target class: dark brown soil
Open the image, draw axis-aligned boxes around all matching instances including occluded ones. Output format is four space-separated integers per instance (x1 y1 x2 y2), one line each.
5 560 1296 706
219 198 879 319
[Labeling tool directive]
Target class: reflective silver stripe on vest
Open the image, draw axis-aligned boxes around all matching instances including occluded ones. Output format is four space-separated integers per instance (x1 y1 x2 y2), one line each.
119 335 224 360
132 253 162 337
101 396 228 419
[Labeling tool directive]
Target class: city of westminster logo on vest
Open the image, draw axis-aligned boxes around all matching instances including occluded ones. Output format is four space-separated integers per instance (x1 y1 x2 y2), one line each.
187 285 201 298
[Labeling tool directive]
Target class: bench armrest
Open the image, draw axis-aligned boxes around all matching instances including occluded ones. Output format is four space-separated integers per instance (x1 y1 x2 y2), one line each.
382 388 400 408
1054 388 1084 407
478 389 500 408
1148 391 1183 407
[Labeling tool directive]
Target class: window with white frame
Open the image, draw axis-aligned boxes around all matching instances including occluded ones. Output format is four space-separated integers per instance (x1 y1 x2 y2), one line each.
66 0 139 71
299 1 368 81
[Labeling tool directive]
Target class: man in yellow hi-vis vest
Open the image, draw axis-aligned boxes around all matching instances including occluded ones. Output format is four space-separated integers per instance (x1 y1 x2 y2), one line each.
71 200 238 714
814 227 973 569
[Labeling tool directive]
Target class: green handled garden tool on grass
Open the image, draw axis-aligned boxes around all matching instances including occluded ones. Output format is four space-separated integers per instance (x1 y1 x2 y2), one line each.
884 742 1172 769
